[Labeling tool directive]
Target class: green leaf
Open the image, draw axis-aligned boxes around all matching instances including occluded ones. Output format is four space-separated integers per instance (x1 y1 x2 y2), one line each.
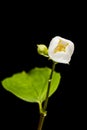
1 67 61 104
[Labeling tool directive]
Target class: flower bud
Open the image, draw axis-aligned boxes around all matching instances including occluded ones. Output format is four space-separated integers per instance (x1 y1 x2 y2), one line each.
37 44 48 57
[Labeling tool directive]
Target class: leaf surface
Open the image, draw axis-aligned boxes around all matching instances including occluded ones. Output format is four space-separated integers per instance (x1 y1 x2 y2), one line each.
2 67 61 104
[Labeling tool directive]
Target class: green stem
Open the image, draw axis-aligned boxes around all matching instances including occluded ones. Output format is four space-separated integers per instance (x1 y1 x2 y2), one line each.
43 62 56 110
37 113 46 130
37 62 56 130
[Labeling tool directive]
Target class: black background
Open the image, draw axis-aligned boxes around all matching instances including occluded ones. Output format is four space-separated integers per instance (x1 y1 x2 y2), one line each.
0 1 86 130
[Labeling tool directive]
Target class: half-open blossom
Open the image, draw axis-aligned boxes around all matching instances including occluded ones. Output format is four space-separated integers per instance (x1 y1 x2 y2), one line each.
48 36 74 64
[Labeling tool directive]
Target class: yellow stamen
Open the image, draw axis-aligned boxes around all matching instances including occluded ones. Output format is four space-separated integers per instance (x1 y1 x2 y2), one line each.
54 40 69 53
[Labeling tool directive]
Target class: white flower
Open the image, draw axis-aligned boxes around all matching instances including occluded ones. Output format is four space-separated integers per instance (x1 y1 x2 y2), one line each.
48 36 74 64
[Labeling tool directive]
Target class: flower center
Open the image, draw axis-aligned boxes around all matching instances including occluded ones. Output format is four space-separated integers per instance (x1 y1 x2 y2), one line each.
54 40 69 53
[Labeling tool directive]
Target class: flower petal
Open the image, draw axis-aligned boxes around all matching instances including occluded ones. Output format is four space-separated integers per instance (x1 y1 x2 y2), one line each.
48 36 74 64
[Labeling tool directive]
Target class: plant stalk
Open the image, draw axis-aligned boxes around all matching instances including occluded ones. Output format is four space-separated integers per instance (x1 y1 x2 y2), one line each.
37 62 56 130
